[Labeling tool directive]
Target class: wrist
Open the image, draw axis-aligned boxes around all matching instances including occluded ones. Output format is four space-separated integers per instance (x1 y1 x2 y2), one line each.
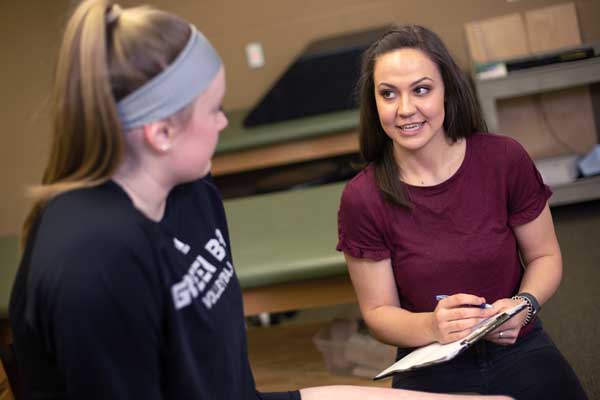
426 311 439 342
511 292 540 326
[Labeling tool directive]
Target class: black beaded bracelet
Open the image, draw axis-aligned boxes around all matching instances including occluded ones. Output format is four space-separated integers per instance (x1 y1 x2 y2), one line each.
511 292 540 326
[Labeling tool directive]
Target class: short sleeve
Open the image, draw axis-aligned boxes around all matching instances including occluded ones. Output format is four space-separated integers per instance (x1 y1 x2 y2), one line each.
336 178 390 261
505 139 552 227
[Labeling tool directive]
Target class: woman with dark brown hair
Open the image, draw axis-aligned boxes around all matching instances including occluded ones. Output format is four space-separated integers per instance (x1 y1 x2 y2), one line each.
337 25 587 399
8 2 513 400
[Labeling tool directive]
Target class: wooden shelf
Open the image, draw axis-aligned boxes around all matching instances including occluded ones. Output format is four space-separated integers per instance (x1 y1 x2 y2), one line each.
243 275 356 317
475 55 600 132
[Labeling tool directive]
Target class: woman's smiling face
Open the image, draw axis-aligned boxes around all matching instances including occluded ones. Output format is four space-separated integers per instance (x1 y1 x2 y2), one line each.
373 48 446 154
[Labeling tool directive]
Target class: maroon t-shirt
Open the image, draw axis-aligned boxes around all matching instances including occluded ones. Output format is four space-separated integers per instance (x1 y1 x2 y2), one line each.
337 133 551 326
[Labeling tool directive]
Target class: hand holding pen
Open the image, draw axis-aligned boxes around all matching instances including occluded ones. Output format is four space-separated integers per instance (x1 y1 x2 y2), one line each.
436 294 493 309
431 293 497 344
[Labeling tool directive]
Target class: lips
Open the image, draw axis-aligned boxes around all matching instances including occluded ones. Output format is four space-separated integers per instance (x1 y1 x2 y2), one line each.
397 121 425 132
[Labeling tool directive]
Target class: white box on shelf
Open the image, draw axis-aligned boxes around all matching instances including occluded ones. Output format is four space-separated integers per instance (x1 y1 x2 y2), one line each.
535 154 580 186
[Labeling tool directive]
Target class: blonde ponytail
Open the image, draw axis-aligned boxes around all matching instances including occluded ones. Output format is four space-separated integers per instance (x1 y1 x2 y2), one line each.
22 0 190 247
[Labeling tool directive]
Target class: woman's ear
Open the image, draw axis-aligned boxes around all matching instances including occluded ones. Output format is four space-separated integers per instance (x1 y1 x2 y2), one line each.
142 120 175 153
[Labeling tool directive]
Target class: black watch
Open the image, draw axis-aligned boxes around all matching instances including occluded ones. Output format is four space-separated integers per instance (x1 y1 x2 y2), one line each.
512 292 540 326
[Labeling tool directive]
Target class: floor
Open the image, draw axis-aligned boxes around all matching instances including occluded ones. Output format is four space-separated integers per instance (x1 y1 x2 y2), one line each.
247 305 391 392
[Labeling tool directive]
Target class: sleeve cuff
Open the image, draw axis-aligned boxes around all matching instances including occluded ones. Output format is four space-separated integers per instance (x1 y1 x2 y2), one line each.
336 241 390 261
509 184 552 227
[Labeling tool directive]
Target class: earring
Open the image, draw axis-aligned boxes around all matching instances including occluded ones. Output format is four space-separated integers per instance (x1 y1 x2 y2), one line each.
161 143 171 152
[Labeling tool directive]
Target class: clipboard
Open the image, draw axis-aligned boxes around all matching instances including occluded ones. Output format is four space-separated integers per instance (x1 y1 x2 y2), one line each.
374 302 527 380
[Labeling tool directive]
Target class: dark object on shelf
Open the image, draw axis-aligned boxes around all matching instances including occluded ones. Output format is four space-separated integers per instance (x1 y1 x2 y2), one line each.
506 46 596 72
255 161 340 194
474 43 599 79
243 26 387 127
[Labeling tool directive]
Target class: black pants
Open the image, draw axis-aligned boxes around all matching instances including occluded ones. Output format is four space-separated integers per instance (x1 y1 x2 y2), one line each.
392 320 587 399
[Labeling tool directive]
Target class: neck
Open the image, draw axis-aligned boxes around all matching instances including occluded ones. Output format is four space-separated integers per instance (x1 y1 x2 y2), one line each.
394 135 465 186
112 159 173 222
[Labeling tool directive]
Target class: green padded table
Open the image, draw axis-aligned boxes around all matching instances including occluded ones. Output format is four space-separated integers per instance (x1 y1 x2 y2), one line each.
223 181 355 316
215 109 358 155
211 109 360 176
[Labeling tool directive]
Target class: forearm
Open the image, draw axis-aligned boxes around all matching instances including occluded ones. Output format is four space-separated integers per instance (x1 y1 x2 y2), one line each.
513 204 563 307
344 256 437 348
362 305 435 348
300 385 512 400
518 253 562 306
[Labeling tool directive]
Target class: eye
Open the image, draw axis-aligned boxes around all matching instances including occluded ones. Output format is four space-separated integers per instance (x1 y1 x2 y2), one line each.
414 86 430 96
380 89 395 99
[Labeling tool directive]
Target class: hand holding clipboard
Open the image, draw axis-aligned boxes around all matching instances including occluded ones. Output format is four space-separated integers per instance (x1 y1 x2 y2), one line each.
374 302 527 380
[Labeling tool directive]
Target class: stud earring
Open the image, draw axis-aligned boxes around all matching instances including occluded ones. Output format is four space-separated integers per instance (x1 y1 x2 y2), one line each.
161 143 171 151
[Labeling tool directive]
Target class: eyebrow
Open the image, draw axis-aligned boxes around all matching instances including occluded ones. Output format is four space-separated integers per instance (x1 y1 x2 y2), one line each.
377 77 433 89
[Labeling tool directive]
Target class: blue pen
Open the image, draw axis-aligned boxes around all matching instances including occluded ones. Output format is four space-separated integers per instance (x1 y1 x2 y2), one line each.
435 294 493 309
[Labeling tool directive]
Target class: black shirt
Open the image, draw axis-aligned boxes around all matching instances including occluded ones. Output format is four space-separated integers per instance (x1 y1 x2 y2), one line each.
10 177 300 400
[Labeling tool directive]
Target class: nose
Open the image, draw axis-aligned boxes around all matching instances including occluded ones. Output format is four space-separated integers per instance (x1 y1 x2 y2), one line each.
397 94 416 118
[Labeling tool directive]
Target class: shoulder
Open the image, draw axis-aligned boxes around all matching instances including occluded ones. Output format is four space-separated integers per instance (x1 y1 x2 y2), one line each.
25 184 162 318
469 132 522 151
468 132 529 166
45 183 147 241
341 164 380 207
33 183 155 277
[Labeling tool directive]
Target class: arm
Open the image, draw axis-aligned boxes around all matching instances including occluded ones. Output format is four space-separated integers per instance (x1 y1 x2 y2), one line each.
345 254 495 347
485 203 562 344
514 203 562 305
300 385 513 399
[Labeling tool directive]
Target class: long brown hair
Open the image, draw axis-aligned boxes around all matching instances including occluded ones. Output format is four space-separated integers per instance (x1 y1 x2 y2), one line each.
356 25 487 207
22 0 191 246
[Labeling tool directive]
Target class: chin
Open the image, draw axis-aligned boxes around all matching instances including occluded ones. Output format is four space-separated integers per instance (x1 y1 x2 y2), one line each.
392 132 432 151
199 162 212 178
393 126 445 151
181 164 212 183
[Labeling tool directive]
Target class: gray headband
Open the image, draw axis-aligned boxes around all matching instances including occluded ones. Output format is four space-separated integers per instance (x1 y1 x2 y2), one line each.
117 25 222 130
